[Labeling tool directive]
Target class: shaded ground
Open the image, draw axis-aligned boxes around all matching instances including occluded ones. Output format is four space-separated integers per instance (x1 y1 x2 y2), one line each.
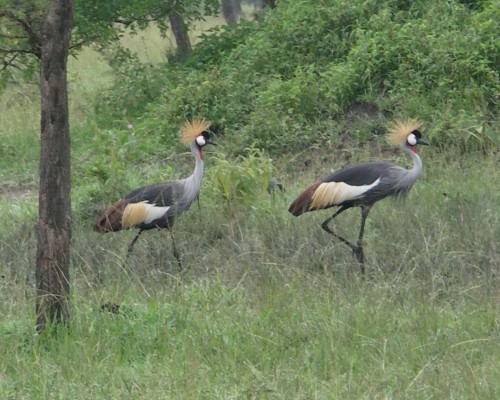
0 187 35 201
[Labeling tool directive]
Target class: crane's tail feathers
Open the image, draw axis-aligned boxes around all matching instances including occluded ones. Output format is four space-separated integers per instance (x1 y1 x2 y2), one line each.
94 199 127 233
288 181 321 216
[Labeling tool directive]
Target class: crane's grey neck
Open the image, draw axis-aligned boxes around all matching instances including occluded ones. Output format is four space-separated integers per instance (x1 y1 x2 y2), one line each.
401 144 423 186
187 141 204 188
169 142 204 215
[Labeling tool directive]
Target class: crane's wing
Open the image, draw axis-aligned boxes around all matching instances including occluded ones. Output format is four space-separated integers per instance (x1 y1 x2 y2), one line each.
323 163 391 186
124 182 179 206
321 162 412 205
94 181 186 233
289 162 404 215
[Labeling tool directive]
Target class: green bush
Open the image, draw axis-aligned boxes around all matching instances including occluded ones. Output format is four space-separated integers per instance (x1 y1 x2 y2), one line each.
206 147 274 208
188 20 258 69
93 46 169 126
91 0 498 154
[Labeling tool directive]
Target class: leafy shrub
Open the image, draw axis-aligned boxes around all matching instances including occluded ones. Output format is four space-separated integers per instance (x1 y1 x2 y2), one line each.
206 148 274 208
188 20 258 69
345 1 499 149
93 46 168 126
90 0 499 154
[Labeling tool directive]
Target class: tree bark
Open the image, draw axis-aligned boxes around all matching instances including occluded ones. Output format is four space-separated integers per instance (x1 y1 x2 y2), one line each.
262 0 276 9
168 11 192 60
221 0 242 25
36 0 74 333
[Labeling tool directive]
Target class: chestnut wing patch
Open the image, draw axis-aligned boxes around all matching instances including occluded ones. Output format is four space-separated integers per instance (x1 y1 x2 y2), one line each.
288 181 322 216
94 199 128 233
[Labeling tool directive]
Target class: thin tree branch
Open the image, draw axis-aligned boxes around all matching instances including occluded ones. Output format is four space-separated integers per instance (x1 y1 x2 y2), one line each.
1 52 20 72
0 10 42 58
0 32 28 40
0 47 38 55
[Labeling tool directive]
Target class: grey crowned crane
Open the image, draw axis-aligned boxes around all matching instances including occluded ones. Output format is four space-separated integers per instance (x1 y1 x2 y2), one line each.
288 119 428 273
94 118 216 264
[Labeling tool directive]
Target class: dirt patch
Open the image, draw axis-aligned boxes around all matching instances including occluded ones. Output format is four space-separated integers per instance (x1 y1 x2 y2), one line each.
0 187 36 201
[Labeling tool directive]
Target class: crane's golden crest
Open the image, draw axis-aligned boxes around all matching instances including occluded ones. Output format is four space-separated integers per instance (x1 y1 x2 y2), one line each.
180 118 211 145
387 119 423 146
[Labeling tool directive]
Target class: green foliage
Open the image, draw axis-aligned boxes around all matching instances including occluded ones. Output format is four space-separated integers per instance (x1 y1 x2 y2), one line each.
187 19 257 69
73 0 220 44
92 46 168 125
207 147 274 207
109 0 497 154
0 0 219 89
0 0 45 84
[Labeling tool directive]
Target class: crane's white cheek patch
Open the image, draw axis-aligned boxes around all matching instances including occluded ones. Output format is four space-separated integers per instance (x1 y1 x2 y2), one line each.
196 136 206 146
407 134 417 146
122 201 170 228
310 178 380 209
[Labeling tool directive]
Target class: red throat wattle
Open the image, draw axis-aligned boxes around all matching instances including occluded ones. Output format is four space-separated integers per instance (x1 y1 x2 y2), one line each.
408 146 417 154
198 150 203 160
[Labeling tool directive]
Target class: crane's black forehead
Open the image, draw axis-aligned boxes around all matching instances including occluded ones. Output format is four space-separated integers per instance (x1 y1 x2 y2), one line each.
202 130 211 139
412 129 422 138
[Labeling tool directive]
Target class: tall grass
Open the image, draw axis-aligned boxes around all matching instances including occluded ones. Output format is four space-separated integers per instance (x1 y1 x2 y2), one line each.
1 148 498 399
1 267 497 398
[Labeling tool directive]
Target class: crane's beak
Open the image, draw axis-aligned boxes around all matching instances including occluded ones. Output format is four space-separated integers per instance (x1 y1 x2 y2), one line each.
206 139 218 146
417 138 429 146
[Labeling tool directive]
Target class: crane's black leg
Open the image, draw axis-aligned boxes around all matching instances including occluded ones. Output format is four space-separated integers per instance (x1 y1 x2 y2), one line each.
352 205 372 274
168 230 182 270
196 193 201 211
122 230 143 269
321 205 358 252
127 230 143 255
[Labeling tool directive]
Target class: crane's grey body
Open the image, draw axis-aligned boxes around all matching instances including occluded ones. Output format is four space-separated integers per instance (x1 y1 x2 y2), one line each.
94 120 215 264
322 145 423 209
123 141 205 231
288 120 428 273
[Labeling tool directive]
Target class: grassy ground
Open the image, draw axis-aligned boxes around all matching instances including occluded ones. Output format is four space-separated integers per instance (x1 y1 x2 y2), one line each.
0 270 497 399
0 14 499 400
1 149 498 399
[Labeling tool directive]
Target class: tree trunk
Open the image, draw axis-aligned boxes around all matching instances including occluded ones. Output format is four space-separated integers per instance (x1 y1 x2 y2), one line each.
168 11 192 60
36 0 74 333
221 0 242 25
262 0 276 9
